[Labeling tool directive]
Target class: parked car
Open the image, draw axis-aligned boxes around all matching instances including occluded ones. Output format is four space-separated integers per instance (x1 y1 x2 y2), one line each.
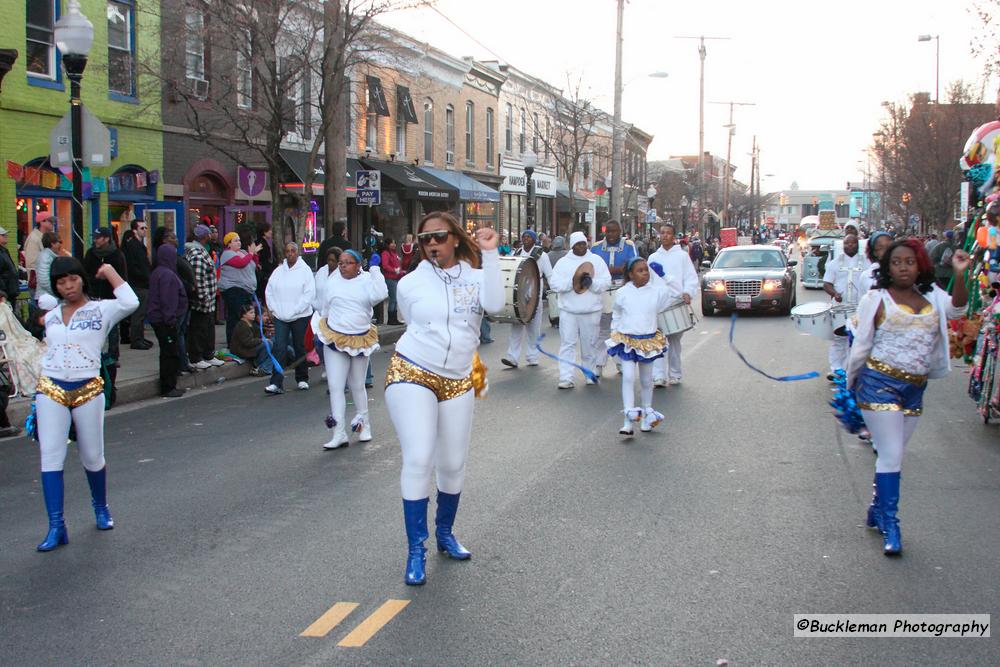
700 245 797 316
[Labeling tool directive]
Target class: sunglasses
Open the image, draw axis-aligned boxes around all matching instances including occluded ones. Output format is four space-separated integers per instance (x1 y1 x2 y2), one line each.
418 230 451 245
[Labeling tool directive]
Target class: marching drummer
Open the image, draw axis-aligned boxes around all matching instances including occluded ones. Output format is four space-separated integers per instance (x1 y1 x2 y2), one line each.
822 233 868 379
592 220 638 377
548 231 612 389
502 229 553 369
648 223 699 387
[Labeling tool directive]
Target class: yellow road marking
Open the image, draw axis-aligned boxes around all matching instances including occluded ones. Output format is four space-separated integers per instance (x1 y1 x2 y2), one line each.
337 599 410 647
300 602 359 638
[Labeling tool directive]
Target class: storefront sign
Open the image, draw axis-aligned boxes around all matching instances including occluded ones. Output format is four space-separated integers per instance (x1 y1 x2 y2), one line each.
499 162 557 197
238 167 267 198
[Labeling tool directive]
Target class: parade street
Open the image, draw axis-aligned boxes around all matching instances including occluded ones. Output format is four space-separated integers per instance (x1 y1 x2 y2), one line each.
2 287 998 667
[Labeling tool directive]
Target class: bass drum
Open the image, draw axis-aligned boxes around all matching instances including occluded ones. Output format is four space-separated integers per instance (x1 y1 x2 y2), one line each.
790 301 835 340
488 255 541 325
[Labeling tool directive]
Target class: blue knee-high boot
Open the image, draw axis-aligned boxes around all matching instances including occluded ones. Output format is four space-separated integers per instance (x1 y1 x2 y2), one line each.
37 471 69 552
865 474 883 532
403 498 429 585
875 472 902 555
435 490 471 560
85 466 115 530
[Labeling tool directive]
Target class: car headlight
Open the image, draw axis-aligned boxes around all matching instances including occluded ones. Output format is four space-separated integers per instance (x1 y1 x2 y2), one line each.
762 279 783 290
705 279 725 292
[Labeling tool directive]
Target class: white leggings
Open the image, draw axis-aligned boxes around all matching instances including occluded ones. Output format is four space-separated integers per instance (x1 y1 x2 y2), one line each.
37 393 106 473
620 359 653 413
385 382 474 500
324 346 370 428
862 409 920 473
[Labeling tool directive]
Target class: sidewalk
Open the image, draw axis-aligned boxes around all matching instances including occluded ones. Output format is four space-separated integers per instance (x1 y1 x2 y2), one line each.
6 322 405 426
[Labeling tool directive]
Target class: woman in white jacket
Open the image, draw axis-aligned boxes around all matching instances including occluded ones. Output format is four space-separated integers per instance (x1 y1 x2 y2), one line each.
385 213 503 586
846 239 969 556
263 243 316 394
314 249 387 449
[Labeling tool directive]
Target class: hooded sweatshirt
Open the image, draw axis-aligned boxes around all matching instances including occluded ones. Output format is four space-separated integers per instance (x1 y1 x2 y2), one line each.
548 248 612 314
264 257 316 322
147 244 188 326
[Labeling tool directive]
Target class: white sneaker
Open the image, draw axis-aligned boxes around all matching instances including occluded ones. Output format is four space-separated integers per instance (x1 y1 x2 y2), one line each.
558 380 574 389
653 378 668 388
619 419 634 436
264 384 283 395
526 359 539 366
207 358 225 367
192 360 211 370
297 381 309 391
668 378 681 386
323 428 349 450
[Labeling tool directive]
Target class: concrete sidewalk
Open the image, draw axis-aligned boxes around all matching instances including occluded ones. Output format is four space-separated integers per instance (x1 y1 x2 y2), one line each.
5 322 405 426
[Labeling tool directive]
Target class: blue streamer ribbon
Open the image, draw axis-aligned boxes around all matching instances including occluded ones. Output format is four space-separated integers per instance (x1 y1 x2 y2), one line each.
728 314 819 382
534 334 599 382
252 294 283 375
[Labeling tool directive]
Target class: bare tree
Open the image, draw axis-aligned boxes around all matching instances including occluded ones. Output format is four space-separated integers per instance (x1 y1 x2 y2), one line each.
969 0 1000 110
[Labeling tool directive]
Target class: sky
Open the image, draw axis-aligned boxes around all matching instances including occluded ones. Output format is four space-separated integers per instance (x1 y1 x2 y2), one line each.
379 0 998 194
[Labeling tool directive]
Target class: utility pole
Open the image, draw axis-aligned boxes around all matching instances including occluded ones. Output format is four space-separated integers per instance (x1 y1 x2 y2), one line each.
675 35 729 235
610 0 625 226
709 100 754 230
749 135 757 231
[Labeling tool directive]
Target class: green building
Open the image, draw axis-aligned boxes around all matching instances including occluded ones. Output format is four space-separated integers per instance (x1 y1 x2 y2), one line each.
1 0 162 258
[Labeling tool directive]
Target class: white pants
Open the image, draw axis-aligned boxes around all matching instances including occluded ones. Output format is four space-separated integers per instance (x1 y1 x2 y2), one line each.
653 332 684 381
828 336 850 372
863 410 920 473
324 346 370 432
620 360 654 413
386 383 475 500
506 304 543 364
37 393 106 473
558 310 601 383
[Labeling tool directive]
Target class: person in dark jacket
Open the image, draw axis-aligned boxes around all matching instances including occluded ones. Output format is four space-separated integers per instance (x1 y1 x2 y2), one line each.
123 220 153 349
154 228 199 372
256 222 277 304
147 245 188 397
82 227 129 374
0 226 20 306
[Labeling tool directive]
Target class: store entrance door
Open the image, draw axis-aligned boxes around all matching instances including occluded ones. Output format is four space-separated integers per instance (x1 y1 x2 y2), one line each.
134 201 186 248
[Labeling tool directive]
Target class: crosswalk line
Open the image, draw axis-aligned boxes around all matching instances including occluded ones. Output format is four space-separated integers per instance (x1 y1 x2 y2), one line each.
337 599 410 647
299 602 359 638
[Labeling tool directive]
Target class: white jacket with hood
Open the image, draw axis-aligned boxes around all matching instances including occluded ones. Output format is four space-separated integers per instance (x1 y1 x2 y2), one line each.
265 258 316 322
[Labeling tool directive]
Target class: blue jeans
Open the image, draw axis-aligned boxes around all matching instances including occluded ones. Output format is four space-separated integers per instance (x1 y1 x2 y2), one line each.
270 316 310 388
223 288 254 347
386 279 398 317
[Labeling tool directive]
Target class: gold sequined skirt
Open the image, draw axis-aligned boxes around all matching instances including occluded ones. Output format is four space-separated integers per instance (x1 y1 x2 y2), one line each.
385 353 487 402
37 376 105 408
318 319 379 356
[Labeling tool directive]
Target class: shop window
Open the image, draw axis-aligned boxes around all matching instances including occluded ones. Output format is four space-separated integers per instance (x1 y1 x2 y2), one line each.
26 0 59 84
445 105 455 166
465 101 474 164
485 108 495 167
107 0 136 99
423 99 433 163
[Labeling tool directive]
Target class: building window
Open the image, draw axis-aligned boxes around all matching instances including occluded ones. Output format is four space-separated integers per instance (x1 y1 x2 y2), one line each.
235 30 252 109
185 6 206 82
519 108 526 154
107 1 136 97
544 116 550 161
505 103 513 152
423 99 433 163
366 110 377 151
465 102 474 163
486 107 495 167
445 104 455 166
532 112 539 153
26 0 56 80
395 110 406 158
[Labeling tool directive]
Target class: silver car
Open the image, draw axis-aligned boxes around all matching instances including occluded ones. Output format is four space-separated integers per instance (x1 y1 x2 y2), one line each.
700 245 798 316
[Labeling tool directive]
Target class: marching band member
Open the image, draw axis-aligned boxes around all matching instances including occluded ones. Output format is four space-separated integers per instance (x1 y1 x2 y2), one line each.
847 240 969 555
315 249 387 449
591 220 637 376
607 258 680 435
823 233 868 379
502 229 553 369
385 213 503 585
858 231 893 292
648 223 699 387
35 257 139 552
548 231 612 389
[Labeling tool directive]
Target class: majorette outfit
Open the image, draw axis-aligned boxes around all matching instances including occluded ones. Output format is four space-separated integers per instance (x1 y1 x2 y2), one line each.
847 286 963 555
503 239 553 367
592 237 637 374
313 265 387 449
606 279 679 434
35 283 139 551
648 244 699 385
385 249 503 585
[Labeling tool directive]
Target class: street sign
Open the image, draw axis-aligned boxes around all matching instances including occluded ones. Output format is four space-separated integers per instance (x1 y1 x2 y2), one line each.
356 169 381 206
49 105 112 168
645 209 657 223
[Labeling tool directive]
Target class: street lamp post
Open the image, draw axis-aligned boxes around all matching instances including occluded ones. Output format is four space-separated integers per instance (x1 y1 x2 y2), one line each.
917 34 940 104
54 0 94 259
679 195 689 235
646 184 657 236
523 149 537 231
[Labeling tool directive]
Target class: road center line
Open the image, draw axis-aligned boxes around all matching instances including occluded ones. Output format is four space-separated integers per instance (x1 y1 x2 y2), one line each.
337 599 410 647
299 602 359 638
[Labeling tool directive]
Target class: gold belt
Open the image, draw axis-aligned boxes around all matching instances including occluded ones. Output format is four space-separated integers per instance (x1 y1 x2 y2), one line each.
609 330 667 352
37 376 105 408
866 358 927 386
319 319 378 351
385 354 484 402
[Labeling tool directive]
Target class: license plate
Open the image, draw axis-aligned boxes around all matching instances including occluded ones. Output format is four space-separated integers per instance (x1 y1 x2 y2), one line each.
736 295 752 310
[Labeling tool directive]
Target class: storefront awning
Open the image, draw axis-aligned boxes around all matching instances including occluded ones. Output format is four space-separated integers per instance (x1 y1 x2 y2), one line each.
420 167 500 203
279 150 363 197
557 186 591 214
360 159 457 201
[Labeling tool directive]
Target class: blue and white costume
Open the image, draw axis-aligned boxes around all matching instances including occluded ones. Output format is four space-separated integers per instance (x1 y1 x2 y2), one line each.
648 244 699 385
592 236 637 373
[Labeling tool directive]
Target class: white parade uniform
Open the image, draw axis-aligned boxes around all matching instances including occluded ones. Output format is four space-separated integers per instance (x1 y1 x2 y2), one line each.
823 252 868 372
504 246 553 366
547 249 612 384
648 244 699 383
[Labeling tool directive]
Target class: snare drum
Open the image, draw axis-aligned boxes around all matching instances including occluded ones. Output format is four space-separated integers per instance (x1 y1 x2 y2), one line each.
602 283 623 314
657 300 696 336
488 255 541 325
790 301 835 340
830 304 856 335
546 290 560 326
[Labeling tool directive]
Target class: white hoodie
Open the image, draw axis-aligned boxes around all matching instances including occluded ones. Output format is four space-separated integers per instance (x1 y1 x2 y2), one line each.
265 258 316 322
395 250 504 379
548 249 612 314
648 244 699 297
320 266 388 334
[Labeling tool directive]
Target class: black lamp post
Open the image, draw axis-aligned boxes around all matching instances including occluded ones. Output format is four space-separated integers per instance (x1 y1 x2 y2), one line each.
523 149 537 231
54 0 94 259
679 195 689 235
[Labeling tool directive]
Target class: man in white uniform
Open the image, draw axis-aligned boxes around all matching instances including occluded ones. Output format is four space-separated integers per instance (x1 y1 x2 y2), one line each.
548 231 611 389
648 223 699 386
822 232 867 377
502 229 553 368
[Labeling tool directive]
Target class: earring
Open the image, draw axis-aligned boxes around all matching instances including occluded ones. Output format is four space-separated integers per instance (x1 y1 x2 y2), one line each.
455 244 459 248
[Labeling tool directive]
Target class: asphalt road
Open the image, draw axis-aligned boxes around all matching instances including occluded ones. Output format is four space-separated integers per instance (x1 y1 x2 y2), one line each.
2 280 998 666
